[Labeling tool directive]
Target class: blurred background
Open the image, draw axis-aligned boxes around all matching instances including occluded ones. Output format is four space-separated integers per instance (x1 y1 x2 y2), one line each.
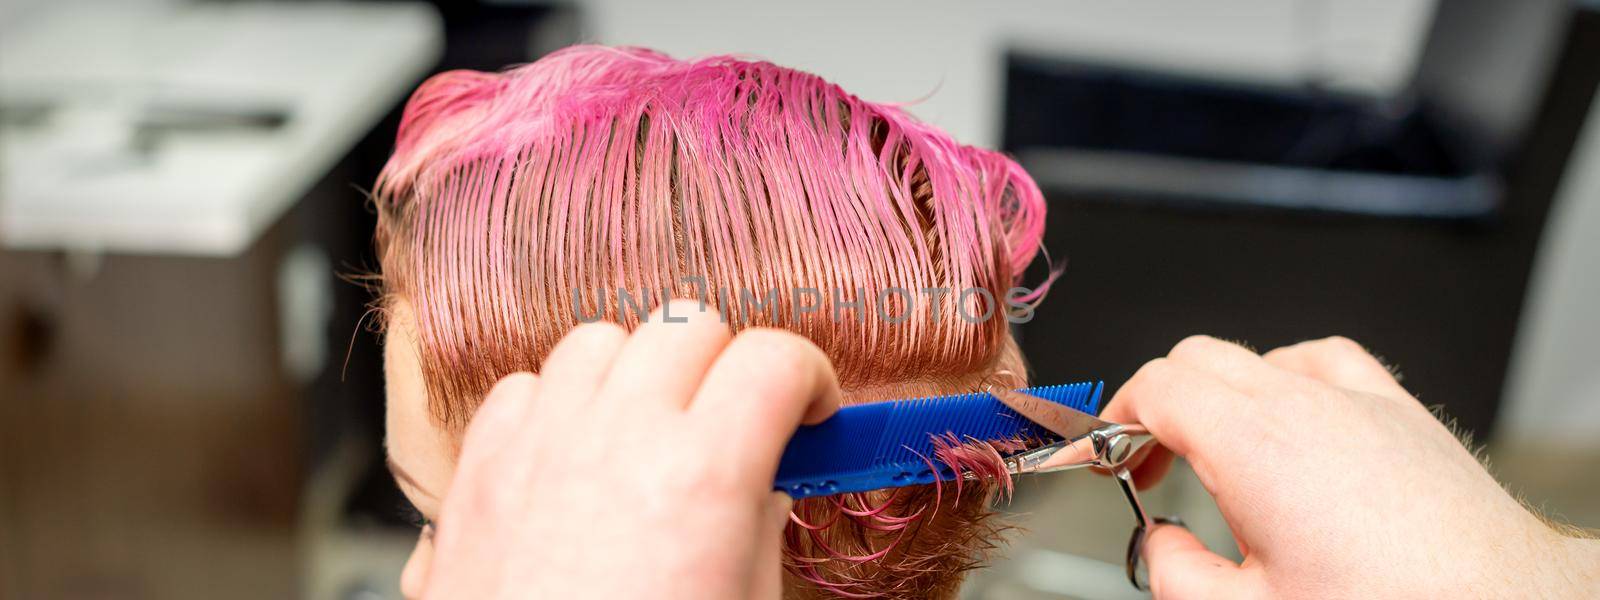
2 0 1597 598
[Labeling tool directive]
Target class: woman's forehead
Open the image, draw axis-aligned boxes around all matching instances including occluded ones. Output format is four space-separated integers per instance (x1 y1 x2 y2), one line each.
384 299 458 499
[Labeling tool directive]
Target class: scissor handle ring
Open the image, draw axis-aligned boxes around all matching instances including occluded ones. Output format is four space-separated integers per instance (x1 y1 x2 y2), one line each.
1126 515 1186 590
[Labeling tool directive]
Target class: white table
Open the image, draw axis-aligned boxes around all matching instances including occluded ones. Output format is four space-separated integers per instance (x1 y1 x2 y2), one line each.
0 2 443 256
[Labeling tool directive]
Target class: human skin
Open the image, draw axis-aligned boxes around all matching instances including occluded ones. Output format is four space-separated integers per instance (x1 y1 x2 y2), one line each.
1099 335 1600 598
382 298 844 598
399 300 841 599
382 299 455 598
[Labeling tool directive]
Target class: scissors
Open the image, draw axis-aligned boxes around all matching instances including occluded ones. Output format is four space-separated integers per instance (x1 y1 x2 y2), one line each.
983 383 1180 590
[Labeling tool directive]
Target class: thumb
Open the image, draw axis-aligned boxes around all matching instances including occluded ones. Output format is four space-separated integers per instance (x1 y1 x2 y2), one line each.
1144 523 1253 600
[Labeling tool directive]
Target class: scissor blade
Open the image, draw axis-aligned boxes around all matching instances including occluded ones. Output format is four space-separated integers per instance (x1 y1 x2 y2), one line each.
989 386 1108 441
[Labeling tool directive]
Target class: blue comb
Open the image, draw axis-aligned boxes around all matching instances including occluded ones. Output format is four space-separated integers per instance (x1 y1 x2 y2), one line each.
774 382 1104 499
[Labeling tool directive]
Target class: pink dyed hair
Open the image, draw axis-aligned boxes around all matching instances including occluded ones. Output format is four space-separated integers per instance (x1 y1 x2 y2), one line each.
372 45 1051 598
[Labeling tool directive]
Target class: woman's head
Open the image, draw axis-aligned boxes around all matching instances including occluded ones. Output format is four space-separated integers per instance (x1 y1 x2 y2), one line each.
375 45 1050 598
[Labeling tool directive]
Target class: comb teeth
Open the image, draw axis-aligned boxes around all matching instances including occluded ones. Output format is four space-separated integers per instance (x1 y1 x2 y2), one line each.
873 382 1102 465
1031 381 1104 413
774 382 1103 499
875 391 1030 465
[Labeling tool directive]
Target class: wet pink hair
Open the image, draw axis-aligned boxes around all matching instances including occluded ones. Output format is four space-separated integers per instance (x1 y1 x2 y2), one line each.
372 45 1051 598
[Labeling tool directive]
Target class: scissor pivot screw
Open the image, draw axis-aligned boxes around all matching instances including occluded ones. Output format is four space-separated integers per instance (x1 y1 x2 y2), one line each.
1104 433 1134 467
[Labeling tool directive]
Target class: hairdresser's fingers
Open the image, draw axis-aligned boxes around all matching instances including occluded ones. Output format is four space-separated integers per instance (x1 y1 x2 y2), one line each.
1165 335 1286 397
1126 443 1176 490
1100 358 1259 486
691 329 843 482
1262 337 1413 402
598 299 731 412
446 376 545 541
456 372 540 467
751 491 793 599
534 321 629 421
1143 524 1256 600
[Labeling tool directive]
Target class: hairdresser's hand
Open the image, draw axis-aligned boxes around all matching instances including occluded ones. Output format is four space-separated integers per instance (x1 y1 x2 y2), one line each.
421 300 840 600
1101 336 1600 599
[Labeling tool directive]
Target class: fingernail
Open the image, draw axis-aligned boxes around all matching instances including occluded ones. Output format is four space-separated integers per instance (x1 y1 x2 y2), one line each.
1154 515 1186 529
